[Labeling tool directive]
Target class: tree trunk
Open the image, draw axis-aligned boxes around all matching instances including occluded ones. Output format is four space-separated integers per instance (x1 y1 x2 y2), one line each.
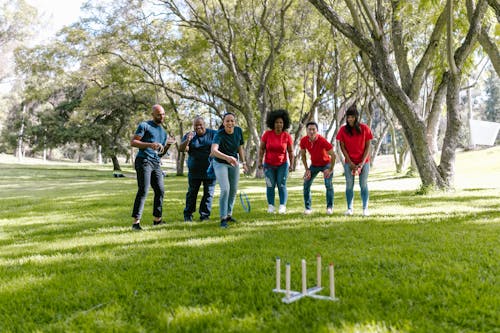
370 40 447 188
111 155 121 171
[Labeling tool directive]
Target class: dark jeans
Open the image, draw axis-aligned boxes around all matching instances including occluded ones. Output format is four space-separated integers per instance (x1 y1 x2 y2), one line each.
131 157 164 220
184 175 216 219
303 164 334 210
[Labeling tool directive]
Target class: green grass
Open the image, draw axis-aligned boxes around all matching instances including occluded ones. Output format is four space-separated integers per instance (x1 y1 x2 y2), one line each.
0 148 499 332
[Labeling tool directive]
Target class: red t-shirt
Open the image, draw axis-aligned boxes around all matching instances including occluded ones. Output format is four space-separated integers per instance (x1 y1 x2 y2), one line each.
336 123 373 164
299 135 333 166
261 130 293 166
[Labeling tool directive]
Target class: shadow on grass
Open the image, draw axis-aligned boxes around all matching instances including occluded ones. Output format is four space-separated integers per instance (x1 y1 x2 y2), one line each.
1 165 499 332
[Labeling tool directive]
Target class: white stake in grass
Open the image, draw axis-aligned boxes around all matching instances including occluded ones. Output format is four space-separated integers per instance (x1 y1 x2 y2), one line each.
329 262 335 299
316 254 321 288
273 255 339 303
301 259 307 294
275 257 281 291
285 262 291 299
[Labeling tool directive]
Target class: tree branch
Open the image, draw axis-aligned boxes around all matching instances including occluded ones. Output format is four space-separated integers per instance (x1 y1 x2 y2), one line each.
307 0 374 56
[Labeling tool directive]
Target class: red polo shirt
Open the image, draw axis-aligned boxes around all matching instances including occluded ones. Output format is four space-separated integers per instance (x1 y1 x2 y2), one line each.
336 123 373 164
261 130 293 166
300 134 333 166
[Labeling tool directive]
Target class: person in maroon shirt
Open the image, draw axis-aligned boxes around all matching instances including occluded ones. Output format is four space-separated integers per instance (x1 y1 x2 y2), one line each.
257 109 295 214
336 105 374 216
300 122 336 215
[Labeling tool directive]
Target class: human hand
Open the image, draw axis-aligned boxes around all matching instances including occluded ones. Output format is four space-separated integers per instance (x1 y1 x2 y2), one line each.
152 142 164 152
303 169 311 180
227 156 238 166
167 136 176 145
323 169 332 179
352 164 362 176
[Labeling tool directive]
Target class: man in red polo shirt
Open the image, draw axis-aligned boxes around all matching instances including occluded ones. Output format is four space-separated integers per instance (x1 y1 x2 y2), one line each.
300 122 336 215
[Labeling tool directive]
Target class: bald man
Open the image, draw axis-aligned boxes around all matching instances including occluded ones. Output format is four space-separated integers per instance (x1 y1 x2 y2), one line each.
130 104 175 230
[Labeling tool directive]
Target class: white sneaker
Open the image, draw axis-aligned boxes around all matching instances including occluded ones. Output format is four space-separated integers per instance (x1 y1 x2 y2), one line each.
278 205 286 214
304 209 313 215
326 207 333 215
344 209 353 216
267 205 275 213
363 208 370 216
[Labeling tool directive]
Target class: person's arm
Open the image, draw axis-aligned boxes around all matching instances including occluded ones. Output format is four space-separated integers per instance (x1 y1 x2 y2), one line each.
339 141 356 172
358 140 372 168
179 132 194 152
131 134 163 151
238 145 249 173
323 148 336 178
301 148 311 180
328 148 336 171
258 141 266 169
287 144 295 172
211 143 237 166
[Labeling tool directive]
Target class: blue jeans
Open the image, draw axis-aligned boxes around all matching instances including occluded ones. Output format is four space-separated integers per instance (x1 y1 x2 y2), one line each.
264 162 289 206
213 160 240 219
132 157 164 219
184 175 216 220
303 164 334 210
343 162 370 209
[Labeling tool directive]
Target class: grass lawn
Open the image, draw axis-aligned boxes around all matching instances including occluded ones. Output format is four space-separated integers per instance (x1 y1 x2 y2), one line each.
0 148 499 332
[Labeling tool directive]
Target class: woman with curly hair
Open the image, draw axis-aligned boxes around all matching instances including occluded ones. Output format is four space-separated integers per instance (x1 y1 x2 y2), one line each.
257 109 295 214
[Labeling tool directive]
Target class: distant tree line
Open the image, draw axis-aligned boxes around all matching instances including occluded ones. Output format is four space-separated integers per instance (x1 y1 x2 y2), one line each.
0 0 498 190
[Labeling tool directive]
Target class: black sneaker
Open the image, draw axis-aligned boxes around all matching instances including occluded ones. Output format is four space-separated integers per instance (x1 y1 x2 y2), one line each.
184 215 193 222
153 219 166 226
200 216 210 222
132 223 143 231
220 218 229 228
226 216 237 223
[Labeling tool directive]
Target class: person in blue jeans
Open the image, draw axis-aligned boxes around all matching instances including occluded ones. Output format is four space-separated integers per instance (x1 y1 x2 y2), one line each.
211 113 249 228
300 122 336 215
336 105 373 216
179 116 217 222
257 109 295 214
130 104 175 230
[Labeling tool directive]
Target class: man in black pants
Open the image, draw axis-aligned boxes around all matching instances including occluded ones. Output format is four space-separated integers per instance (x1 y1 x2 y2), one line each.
178 116 217 222
130 104 175 230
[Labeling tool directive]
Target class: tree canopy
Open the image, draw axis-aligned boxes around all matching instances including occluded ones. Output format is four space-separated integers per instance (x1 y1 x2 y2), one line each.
1 0 498 189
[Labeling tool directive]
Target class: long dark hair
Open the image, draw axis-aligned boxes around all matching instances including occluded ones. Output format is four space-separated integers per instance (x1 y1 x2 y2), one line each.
345 105 361 135
219 112 236 130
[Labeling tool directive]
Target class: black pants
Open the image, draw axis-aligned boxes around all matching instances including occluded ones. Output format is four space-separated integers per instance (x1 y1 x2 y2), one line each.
131 157 164 219
184 175 216 220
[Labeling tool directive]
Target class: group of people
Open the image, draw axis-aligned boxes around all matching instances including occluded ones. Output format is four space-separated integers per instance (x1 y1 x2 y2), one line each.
130 104 373 230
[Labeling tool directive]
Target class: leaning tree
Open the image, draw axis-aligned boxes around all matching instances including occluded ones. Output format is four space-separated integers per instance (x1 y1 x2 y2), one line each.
308 0 494 190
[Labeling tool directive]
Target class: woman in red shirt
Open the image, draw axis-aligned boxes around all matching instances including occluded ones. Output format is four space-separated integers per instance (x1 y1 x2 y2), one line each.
258 109 294 214
336 105 373 216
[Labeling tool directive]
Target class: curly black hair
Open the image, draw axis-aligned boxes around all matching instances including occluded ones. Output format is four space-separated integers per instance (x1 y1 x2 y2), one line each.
266 109 291 130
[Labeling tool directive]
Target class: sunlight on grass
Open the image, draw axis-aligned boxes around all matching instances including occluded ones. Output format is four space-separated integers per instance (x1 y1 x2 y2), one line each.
0 151 499 332
1 227 252 258
159 305 225 325
0 253 75 266
0 231 175 256
0 274 51 294
173 235 247 247
328 320 410 333
158 305 261 331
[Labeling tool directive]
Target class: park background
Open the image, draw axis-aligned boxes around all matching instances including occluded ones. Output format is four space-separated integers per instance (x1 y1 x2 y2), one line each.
1 0 499 332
